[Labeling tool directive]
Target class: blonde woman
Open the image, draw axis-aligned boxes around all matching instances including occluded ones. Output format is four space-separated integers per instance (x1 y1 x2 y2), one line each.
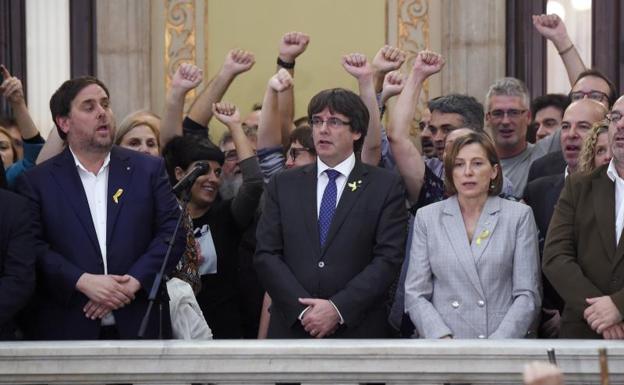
578 120 611 173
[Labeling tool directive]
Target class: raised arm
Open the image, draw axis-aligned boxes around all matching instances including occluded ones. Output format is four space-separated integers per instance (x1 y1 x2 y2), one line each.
387 50 444 202
533 14 586 86
160 63 203 147
342 53 381 165
257 69 293 151
380 70 405 108
277 32 309 148
187 49 255 127
0 66 39 141
372 45 406 94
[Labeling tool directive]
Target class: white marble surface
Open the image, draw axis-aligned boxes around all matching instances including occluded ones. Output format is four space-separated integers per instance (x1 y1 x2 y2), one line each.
0 339 621 384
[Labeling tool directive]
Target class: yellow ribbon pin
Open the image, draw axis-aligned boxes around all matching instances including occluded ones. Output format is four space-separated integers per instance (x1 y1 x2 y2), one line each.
475 229 490 246
348 180 363 192
112 188 124 204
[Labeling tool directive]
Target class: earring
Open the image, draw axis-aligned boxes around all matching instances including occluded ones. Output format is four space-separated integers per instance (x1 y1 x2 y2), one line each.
489 180 496 190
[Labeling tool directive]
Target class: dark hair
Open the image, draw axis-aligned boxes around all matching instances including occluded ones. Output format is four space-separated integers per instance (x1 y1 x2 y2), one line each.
574 69 617 108
307 88 369 152
293 116 309 128
444 131 502 196
49 77 110 140
162 135 225 186
289 125 316 155
530 93 570 118
251 102 262 111
0 117 17 129
428 94 485 131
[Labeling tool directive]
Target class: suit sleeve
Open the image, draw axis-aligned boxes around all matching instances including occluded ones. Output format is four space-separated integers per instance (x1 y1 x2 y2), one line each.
0 194 37 326
490 207 541 338
404 209 453 338
15 174 85 305
329 174 407 328
543 176 603 311
127 158 185 292
254 174 312 325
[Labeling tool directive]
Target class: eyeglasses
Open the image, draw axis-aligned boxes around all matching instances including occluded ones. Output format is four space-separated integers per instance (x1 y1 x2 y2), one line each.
607 111 624 124
288 147 312 161
489 109 527 120
309 116 350 129
569 90 609 103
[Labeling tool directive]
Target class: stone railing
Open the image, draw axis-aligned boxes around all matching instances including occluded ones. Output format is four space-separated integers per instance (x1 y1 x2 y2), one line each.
0 339 622 384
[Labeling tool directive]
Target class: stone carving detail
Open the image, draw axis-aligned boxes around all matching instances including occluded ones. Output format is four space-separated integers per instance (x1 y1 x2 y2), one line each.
396 0 429 133
165 0 196 102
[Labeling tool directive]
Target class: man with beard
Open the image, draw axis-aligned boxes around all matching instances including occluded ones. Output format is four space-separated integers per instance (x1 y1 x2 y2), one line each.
218 127 256 200
524 98 606 337
16 77 185 339
544 95 624 339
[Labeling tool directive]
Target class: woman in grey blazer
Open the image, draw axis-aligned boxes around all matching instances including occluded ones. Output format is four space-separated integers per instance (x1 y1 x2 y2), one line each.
404 132 541 339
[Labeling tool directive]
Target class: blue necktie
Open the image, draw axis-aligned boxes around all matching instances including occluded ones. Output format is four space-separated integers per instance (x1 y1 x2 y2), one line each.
318 169 340 247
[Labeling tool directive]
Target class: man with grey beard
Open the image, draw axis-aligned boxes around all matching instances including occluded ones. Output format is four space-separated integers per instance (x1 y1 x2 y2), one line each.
219 126 256 199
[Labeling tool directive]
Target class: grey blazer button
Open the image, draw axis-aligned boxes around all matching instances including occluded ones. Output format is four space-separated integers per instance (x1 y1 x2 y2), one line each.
451 301 459 308
478 334 485 339
477 300 485 307
318 261 325 268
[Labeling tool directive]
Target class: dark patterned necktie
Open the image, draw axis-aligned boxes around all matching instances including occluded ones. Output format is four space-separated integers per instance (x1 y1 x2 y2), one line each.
318 169 340 247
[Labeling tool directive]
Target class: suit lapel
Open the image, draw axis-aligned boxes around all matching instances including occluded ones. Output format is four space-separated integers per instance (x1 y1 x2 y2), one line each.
300 164 321 257
593 172 616 261
441 196 486 299
321 161 369 258
106 147 133 247
50 148 100 255
471 196 501 265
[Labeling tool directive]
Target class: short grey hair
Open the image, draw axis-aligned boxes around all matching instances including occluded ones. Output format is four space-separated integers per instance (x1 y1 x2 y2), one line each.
485 77 530 111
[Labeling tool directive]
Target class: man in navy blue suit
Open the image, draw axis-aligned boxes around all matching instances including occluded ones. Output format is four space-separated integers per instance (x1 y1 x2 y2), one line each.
17 77 185 340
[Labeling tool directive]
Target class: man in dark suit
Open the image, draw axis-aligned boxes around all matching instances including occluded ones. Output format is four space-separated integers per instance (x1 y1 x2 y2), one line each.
526 98 606 337
544 95 624 339
17 77 184 340
254 88 407 338
0 158 36 339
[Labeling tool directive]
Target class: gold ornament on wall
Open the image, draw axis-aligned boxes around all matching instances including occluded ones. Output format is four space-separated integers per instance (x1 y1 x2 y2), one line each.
165 0 197 103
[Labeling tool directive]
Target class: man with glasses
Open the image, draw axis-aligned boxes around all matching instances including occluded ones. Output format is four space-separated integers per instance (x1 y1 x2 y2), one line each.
255 87 407 339
218 126 257 200
486 77 560 198
543 95 624 339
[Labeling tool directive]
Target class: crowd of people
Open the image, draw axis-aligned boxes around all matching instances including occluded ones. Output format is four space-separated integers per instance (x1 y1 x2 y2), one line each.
1 13 624 347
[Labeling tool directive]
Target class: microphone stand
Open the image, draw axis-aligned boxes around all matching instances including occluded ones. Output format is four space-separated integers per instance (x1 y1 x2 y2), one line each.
138 188 190 339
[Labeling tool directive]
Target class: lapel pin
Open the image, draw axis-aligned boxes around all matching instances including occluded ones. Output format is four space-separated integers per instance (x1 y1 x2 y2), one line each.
475 229 490 246
348 180 363 192
112 188 124 204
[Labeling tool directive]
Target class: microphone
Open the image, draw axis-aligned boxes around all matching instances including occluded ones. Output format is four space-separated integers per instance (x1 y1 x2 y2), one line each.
172 162 210 194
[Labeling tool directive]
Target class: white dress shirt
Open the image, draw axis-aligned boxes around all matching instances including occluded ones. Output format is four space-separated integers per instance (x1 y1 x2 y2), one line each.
70 148 115 325
607 160 624 246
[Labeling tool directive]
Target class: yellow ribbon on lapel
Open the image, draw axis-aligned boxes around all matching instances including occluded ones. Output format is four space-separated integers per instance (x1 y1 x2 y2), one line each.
112 188 124 204
347 180 363 192
475 229 490 246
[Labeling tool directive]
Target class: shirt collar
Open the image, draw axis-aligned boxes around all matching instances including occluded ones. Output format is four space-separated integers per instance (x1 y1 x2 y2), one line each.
607 159 623 182
317 152 356 179
69 147 111 176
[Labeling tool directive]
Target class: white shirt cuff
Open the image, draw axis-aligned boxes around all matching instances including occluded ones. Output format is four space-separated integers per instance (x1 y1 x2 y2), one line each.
328 300 344 325
298 305 311 321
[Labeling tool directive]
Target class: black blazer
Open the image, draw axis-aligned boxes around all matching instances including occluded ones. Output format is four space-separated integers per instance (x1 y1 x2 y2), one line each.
527 151 566 185
0 189 37 339
524 173 565 313
254 161 408 338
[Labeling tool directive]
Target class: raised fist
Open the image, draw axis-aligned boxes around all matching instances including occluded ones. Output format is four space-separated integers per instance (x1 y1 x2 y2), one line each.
381 70 405 102
412 50 445 79
279 31 310 63
212 102 241 127
171 63 203 93
222 49 255 77
342 53 372 80
268 68 294 92
532 14 569 45
372 45 406 74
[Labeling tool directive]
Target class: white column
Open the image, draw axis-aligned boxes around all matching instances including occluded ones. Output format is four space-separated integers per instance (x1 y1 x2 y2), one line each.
26 0 71 138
